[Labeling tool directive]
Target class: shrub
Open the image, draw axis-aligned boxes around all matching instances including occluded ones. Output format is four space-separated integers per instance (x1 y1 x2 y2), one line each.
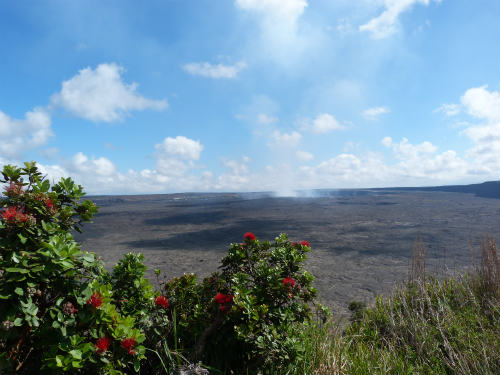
160 234 319 373
0 162 323 374
0 163 146 374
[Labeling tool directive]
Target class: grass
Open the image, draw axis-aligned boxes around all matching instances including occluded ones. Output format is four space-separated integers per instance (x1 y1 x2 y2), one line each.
282 236 500 375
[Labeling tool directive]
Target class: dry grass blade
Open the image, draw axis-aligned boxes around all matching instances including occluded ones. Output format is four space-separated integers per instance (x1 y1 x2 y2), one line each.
411 234 427 283
479 236 500 299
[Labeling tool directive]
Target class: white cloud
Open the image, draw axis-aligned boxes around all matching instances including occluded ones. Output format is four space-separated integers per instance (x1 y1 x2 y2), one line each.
51 63 167 122
434 103 460 116
359 0 432 39
257 113 278 124
182 61 247 79
296 150 314 161
313 113 345 133
461 85 500 122
390 137 438 159
0 107 53 158
215 157 252 190
235 0 307 24
381 136 393 148
69 152 118 177
33 137 206 194
381 137 469 181
235 0 310 65
300 113 346 134
269 130 302 147
154 136 204 177
363 106 390 119
6 86 499 194
459 85 500 175
155 136 203 160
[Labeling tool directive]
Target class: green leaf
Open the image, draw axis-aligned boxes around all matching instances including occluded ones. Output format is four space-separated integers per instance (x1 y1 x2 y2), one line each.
52 321 60 329
60 260 74 269
69 350 82 360
133 359 140 372
30 265 45 273
5 267 29 274
14 287 24 296
40 179 50 192
13 318 23 326
17 233 27 244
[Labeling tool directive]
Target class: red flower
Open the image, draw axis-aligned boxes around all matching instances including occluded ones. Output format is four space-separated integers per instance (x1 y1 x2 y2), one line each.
214 292 233 304
95 337 111 354
283 277 296 288
243 232 256 241
87 293 103 309
4 182 23 197
155 295 170 309
46 199 53 209
1 206 28 224
62 301 78 315
300 241 310 247
121 337 136 355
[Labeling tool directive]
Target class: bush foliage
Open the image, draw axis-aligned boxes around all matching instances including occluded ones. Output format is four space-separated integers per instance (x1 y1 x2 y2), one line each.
0 162 321 374
2 162 498 375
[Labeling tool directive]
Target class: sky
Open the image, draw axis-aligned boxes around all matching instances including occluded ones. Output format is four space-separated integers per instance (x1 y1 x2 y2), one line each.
0 0 499 195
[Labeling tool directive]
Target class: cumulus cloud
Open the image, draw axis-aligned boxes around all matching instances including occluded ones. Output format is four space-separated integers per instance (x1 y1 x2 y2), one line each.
459 86 500 175
32 153 128 195
235 0 307 24
381 136 393 148
154 136 203 177
235 0 310 65
0 107 53 158
300 113 346 134
461 85 500 122
69 152 118 177
363 106 390 119
269 130 302 147
5 86 498 194
434 103 460 116
381 137 469 181
387 137 437 158
182 61 247 79
32 136 205 194
359 0 433 39
257 113 278 124
296 150 314 161
155 136 203 160
51 63 167 122
215 157 252 190
313 113 345 133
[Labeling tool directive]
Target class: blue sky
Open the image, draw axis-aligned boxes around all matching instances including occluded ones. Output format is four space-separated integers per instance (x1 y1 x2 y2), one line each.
1 0 498 194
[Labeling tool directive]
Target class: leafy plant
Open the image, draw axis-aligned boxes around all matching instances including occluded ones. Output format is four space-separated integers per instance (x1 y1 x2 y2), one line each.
161 234 320 373
0 163 145 374
0 162 324 374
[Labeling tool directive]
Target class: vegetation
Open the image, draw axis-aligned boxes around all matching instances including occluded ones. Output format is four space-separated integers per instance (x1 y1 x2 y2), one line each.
287 237 500 375
1 162 499 374
0 162 322 374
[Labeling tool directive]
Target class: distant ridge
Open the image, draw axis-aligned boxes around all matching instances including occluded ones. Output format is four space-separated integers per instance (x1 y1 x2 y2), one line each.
378 181 500 199
87 181 499 200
